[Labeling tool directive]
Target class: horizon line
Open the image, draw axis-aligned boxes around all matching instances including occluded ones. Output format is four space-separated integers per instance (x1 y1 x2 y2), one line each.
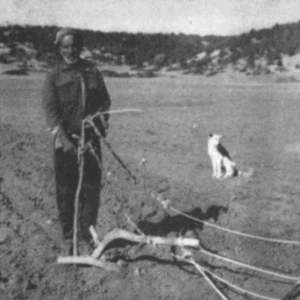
1 19 299 38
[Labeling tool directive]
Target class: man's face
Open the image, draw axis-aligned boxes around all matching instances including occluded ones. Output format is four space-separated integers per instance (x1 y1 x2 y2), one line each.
59 35 80 65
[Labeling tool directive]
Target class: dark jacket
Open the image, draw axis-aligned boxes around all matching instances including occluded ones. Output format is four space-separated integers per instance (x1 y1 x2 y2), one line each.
42 59 111 136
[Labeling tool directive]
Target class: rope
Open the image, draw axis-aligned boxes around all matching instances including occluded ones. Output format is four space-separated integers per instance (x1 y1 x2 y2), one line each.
85 118 138 183
187 257 230 300
171 206 300 245
90 108 144 118
101 137 138 183
199 248 298 282
197 264 281 300
158 199 300 245
87 141 103 171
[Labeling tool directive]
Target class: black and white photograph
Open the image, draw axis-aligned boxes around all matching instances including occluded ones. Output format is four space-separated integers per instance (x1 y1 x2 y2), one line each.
1 1 300 299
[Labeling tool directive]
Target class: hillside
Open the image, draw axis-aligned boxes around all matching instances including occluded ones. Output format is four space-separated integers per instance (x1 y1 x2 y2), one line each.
1 22 300 76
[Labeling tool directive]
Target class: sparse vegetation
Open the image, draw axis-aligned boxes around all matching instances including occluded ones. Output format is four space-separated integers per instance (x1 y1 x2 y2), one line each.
1 21 300 76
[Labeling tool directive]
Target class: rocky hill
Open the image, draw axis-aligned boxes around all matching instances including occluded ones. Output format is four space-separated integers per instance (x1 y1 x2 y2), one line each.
1 22 300 76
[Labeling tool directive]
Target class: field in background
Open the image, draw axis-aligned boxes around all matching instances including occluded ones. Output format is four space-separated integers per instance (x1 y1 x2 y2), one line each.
1 73 300 299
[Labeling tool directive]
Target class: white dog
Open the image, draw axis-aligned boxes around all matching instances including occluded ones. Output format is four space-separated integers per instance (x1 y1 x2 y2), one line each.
207 133 238 179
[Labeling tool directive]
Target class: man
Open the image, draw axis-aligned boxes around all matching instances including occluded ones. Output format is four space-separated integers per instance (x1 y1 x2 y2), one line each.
42 28 111 254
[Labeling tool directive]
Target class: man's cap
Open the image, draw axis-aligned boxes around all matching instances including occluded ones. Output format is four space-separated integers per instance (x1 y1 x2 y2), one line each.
54 28 83 47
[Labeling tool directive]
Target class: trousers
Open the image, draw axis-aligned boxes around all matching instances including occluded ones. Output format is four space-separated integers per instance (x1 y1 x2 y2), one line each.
54 143 102 242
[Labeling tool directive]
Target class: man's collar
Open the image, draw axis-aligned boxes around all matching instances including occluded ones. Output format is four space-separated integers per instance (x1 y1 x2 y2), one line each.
61 59 86 71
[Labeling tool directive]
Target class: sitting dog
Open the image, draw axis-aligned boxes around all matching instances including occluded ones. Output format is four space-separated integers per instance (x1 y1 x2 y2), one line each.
207 133 238 179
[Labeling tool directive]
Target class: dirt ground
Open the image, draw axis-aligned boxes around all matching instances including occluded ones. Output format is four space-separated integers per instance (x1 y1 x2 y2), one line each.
1 72 300 300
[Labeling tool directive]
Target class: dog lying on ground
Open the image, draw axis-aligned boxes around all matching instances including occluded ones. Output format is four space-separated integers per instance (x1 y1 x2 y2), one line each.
207 133 239 179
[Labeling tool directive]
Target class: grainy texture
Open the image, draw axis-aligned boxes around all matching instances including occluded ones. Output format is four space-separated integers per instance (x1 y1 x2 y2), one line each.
1 73 300 299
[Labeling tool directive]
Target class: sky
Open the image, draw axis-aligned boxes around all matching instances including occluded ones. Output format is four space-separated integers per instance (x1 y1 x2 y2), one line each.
1 0 300 36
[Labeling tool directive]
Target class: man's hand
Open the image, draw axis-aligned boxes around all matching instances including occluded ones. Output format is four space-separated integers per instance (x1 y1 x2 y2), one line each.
64 141 77 156
61 136 77 155
58 127 77 155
